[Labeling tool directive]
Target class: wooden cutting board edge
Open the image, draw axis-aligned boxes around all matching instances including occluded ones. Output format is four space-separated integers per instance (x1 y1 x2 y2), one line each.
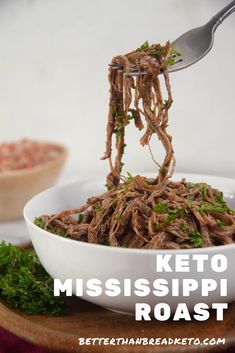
0 301 77 353
0 242 234 353
0 300 235 353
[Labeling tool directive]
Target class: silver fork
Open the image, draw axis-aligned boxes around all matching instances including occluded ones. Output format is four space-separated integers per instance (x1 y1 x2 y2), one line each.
111 0 235 76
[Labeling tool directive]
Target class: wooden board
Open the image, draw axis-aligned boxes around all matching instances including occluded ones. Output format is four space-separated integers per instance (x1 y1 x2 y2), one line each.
1 243 234 352
0 297 234 353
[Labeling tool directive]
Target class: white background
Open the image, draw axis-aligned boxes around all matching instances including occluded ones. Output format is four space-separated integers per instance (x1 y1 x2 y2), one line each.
0 0 234 181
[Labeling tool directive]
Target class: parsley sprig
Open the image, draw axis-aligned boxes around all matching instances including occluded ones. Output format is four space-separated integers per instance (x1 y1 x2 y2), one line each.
0 241 65 316
137 40 149 52
153 203 188 224
199 202 226 214
189 230 203 248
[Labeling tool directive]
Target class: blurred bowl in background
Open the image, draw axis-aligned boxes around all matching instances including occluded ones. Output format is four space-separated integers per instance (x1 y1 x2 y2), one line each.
0 142 67 222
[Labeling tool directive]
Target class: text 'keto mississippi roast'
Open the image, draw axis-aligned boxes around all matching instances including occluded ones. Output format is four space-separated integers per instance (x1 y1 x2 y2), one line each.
53 254 228 321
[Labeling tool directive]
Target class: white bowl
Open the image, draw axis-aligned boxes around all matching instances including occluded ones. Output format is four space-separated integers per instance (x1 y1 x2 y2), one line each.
24 173 235 314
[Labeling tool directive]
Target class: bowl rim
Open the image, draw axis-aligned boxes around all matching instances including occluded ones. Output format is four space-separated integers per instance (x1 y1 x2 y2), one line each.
0 141 68 179
24 172 235 255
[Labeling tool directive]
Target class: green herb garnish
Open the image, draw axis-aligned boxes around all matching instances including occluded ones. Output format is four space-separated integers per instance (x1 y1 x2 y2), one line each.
125 171 133 184
96 204 104 212
164 214 178 223
189 230 203 248
167 57 176 66
0 241 65 316
137 40 149 52
180 223 189 232
187 194 195 201
34 217 45 229
161 99 173 111
59 228 67 237
120 162 125 171
114 213 121 220
199 202 226 214
150 47 167 58
214 192 234 213
172 48 182 57
78 214 84 224
187 182 199 189
154 203 188 223
115 126 125 137
145 178 156 186
34 217 57 234
215 219 226 229
159 166 166 175
214 192 225 205
201 184 209 198
120 185 128 194
122 143 127 154
127 114 134 122
154 203 187 215
153 202 168 213
155 222 161 231
105 183 113 191
112 108 122 120
167 48 182 66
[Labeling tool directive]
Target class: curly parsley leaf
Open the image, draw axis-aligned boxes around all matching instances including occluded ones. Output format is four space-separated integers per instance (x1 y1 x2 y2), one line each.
189 230 203 248
137 40 149 52
0 241 66 316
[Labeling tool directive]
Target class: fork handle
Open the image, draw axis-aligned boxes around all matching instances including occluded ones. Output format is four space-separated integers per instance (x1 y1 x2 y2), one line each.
208 0 235 31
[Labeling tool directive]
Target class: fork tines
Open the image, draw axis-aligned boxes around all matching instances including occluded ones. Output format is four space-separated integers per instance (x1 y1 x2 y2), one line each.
109 56 183 76
109 64 146 76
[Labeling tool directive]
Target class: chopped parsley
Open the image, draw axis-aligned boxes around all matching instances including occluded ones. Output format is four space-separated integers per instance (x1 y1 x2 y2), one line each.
127 114 134 122
0 241 65 316
215 219 226 229
172 48 182 57
105 183 113 191
34 217 57 234
150 47 167 58
167 48 182 66
153 202 168 214
115 126 125 137
78 214 84 224
187 182 199 189
159 166 167 175
161 99 173 111
137 40 149 52
214 192 234 213
95 204 104 212
201 184 209 198
154 203 187 224
214 192 225 205
179 223 189 232
120 161 125 171
189 230 203 248
125 171 133 184
34 217 45 229
120 185 128 194
122 143 127 154
145 178 156 186
199 202 226 214
164 214 178 223
114 213 121 220
112 108 122 120
155 222 161 231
